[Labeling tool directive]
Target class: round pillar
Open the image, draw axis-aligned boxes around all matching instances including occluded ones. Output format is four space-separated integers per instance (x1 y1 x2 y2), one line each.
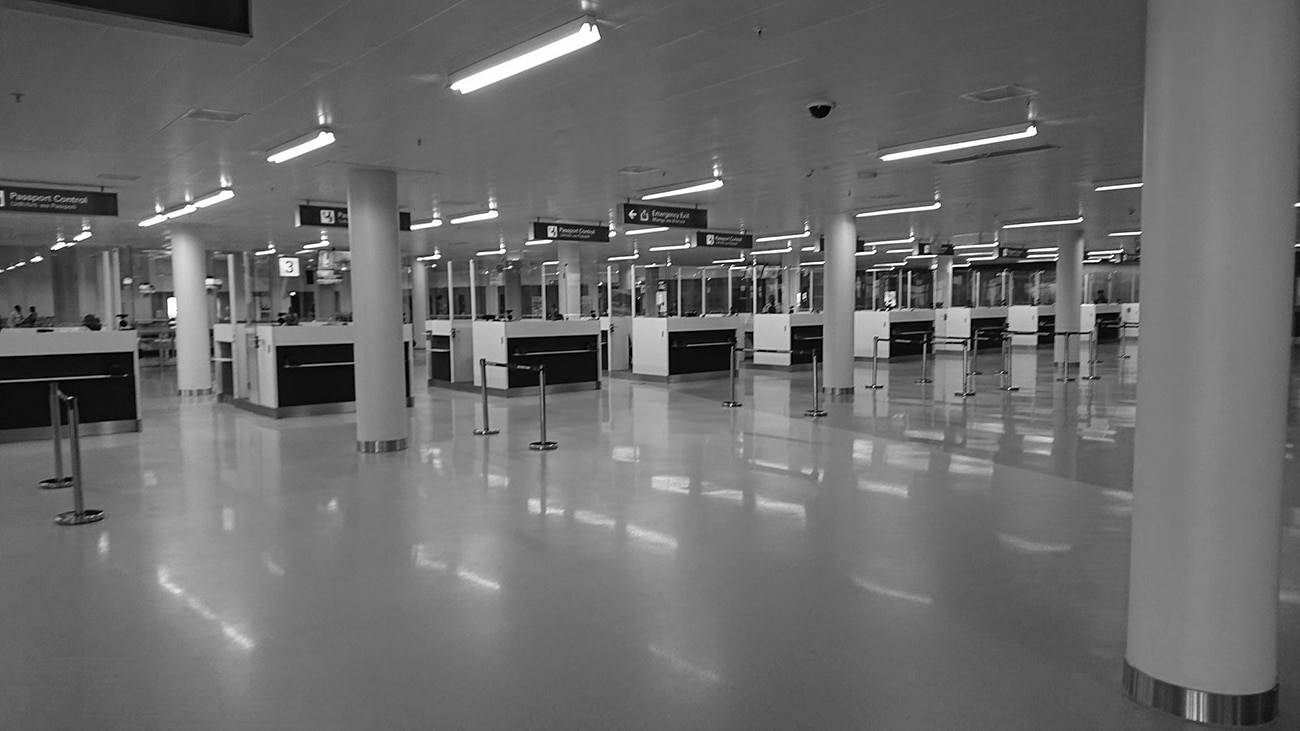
411 260 429 343
348 168 408 453
822 213 856 392
1125 1 1299 725
1054 233 1083 364
169 228 211 395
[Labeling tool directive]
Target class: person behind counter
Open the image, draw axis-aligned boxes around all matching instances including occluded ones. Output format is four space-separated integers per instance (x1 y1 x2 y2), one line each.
762 296 778 314
1093 289 1109 304
19 306 38 327
10 305 22 327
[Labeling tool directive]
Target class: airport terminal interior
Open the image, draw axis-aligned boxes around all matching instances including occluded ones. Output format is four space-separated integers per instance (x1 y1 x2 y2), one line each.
1 1 1299 728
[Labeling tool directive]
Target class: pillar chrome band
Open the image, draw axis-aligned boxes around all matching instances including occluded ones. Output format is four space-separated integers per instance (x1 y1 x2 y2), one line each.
823 387 856 395
357 438 407 453
178 388 213 396
1123 661 1278 726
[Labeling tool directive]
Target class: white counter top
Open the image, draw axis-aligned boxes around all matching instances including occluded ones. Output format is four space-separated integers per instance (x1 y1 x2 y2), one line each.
0 330 137 356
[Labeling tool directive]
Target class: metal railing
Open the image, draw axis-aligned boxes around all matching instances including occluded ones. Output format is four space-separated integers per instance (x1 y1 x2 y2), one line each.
473 358 557 451
722 345 825 418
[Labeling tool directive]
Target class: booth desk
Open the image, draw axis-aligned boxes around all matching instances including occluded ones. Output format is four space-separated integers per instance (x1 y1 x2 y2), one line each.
424 319 474 386
223 323 413 419
602 316 632 372
0 330 141 443
854 310 935 359
752 313 822 369
631 316 741 381
472 319 600 396
1007 306 1056 348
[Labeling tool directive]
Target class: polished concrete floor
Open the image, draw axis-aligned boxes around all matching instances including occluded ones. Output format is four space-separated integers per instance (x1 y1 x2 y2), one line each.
2 343 1298 729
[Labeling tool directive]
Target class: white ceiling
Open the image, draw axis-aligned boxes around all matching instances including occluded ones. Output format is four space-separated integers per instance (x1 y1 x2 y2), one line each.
0 0 1150 268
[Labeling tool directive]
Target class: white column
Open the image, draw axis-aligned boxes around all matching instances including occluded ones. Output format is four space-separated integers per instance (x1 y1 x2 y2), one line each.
1124 1 1298 725
469 265 479 320
170 228 211 395
558 243 582 316
446 261 455 320
823 214 856 392
411 261 429 345
347 167 408 453
1054 233 1083 364
781 249 800 311
98 251 114 324
933 255 954 308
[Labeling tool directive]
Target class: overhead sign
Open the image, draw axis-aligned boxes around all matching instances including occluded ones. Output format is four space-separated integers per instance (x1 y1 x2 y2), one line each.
278 257 300 277
916 241 953 256
297 204 412 231
0 186 118 216
621 203 707 229
1000 246 1028 259
695 231 753 249
19 1 252 39
531 221 610 243
935 243 955 255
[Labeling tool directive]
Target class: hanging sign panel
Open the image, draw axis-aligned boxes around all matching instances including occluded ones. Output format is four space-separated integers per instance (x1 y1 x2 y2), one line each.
1000 246 1028 259
695 231 753 249
14 1 252 39
297 204 412 231
0 186 118 216
278 257 300 277
621 203 707 229
531 222 610 242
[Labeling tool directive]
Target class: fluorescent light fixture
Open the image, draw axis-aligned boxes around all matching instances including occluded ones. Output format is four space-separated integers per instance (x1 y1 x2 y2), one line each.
164 203 198 220
608 253 639 261
1108 230 1142 237
751 247 792 256
1294 202 1300 208
194 188 234 208
855 200 941 218
541 260 559 266
755 230 811 243
861 236 917 246
1001 216 1083 230
525 238 553 246
713 258 746 264
14 261 25 268
73 230 93 242
303 241 329 249
640 177 724 201
138 213 168 227
879 122 1037 162
965 254 998 262
854 249 877 258
449 16 601 94
267 129 336 164
1094 180 1143 192
625 226 668 236
254 247 276 256
648 243 691 252
410 218 443 231
953 242 997 250
801 245 818 252
905 254 937 260
29 255 43 263
1027 247 1059 254
800 261 825 267
953 262 971 268
885 248 914 254
1087 248 1124 256
450 209 499 225
475 248 505 256
1026 254 1059 260
416 254 441 262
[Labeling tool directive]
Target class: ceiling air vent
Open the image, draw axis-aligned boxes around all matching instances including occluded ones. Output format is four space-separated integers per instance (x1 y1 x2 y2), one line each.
182 107 249 123
960 84 1036 104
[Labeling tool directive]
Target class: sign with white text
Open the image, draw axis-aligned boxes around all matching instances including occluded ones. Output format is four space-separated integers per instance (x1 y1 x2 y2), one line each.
531 221 610 242
297 204 412 231
0 186 118 216
621 203 707 229
695 231 753 249
278 257 301 277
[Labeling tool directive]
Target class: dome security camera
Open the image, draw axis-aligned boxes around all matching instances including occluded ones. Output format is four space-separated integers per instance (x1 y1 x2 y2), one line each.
807 99 836 119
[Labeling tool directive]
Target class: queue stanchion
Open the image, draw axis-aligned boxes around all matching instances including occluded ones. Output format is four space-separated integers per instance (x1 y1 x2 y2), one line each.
969 330 984 376
1083 325 1102 381
955 337 976 398
722 341 742 407
529 365 558 451
866 337 885 390
1120 323 1137 360
54 395 104 526
998 332 1020 392
804 351 827 418
39 382 74 490
473 358 499 436
1055 332 1077 383
914 333 933 385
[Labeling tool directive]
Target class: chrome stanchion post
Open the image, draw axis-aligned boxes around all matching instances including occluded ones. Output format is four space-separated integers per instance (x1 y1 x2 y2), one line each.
999 333 1020 392
473 358 499 436
1083 326 1101 380
804 351 827 417
39 382 73 490
722 341 742 407
955 337 975 398
1056 332 1077 383
529 365 558 451
866 336 884 389
54 395 104 526
970 330 983 376
914 333 933 384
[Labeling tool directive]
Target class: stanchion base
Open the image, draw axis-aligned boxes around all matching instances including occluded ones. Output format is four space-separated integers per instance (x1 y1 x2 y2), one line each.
721 401 743 408
473 428 500 436
998 386 1021 392
1082 375 1101 381
995 370 1008 375
55 509 104 526
1055 378 1077 383
1121 355 1132 360
529 441 559 451
970 371 984 376
39 477 74 490
954 391 976 398
864 384 884 390
803 409 827 418
913 378 933 384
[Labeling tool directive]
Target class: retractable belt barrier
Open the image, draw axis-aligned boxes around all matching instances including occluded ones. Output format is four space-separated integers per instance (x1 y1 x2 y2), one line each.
1119 322 1139 360
473 358 557 451
998 330 1037 392
1053 331 1094 383
1083 321 1103 381
722 345 825 418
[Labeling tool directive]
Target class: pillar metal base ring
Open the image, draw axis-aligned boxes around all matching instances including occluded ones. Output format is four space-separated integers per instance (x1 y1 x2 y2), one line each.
473 428 500 436
1082 375 1101 381
998 386 1021 392
914 378 933 384
1055 378 1077 383
529 441 558 451
1122 661 1278 727
803 409 827 418
55 509 105 526
864 384 884 390
357 438 407 453
954 391 976 398
39 476 74 490
721 401 743 408
178 388 214 397
822 387 856 396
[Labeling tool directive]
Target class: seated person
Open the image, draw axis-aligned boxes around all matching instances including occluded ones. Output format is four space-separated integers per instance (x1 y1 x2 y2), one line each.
81 314 103 331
